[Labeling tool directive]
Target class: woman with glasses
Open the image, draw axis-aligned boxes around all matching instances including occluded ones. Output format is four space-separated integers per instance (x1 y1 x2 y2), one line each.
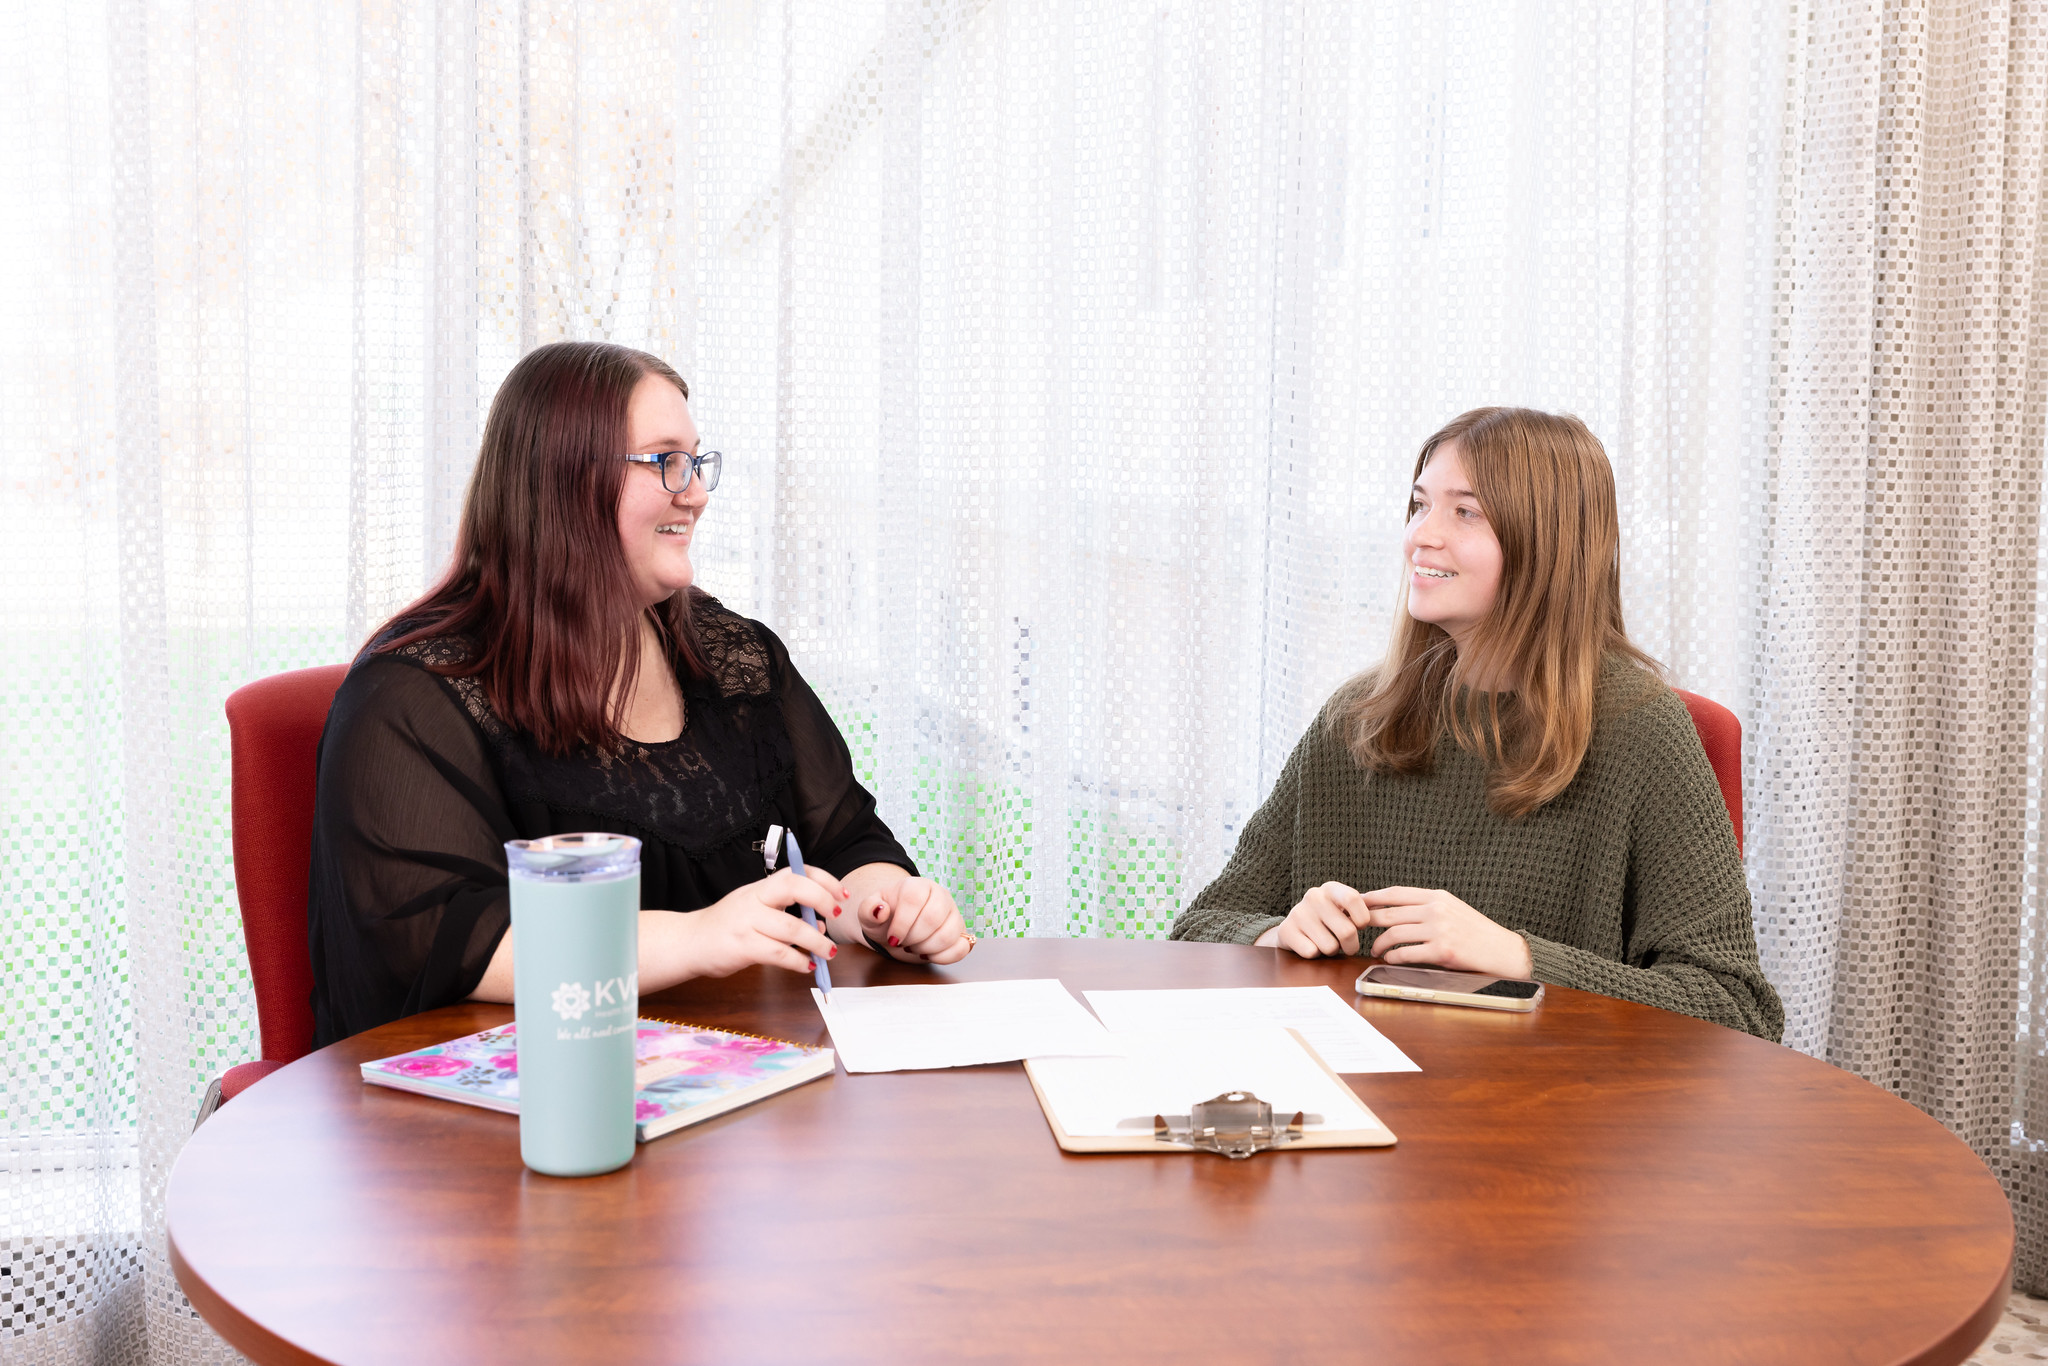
307 341 970 1047
1169 408 1782 1041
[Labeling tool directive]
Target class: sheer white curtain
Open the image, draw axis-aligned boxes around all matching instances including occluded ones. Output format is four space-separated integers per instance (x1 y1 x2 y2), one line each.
1764 0 2048 1297
4 1 2045 1360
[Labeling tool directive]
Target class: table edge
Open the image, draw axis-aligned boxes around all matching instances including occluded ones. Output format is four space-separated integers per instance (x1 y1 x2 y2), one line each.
170 1210 338 1366
1913 1246 2013 1366
165 948 2024 1366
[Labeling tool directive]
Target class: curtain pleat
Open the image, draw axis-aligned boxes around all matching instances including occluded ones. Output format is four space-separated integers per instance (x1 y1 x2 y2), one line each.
1821 0 2048 1290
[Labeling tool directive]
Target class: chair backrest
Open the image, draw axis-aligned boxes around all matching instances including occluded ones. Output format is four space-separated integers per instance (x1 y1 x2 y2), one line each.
1672 689 1743 854
225 664 349 1064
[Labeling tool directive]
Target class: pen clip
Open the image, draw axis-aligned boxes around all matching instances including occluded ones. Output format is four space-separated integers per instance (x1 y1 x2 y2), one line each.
764 822 785 875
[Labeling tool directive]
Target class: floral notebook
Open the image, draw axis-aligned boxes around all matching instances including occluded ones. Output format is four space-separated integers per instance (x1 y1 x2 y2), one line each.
360 1018 836 1142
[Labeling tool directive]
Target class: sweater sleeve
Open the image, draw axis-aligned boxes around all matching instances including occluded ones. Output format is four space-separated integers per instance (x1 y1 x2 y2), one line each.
1168 727 1313 945
1522 698 1785 1042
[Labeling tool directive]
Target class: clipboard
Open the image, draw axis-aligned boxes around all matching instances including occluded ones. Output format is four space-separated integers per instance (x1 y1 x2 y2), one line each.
1023 1028 1398 1154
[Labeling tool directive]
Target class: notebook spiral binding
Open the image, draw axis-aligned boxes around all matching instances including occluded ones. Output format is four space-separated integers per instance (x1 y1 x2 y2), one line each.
638 1014 831 1053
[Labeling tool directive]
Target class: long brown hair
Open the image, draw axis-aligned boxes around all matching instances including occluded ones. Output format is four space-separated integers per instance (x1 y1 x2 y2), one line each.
375 340 712 755
1332 407 1661 818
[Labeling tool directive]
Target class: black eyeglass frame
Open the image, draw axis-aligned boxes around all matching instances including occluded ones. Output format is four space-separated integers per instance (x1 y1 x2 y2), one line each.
620 449 722 494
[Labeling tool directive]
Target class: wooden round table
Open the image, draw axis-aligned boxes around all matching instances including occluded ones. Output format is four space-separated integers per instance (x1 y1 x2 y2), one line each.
168 939 2013 1364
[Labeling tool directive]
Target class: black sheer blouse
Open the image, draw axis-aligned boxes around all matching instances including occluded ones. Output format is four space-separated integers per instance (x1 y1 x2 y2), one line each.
307 597 916 1047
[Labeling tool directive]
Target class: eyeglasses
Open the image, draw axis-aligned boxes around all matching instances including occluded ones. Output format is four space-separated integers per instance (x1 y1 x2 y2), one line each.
619 449 722 495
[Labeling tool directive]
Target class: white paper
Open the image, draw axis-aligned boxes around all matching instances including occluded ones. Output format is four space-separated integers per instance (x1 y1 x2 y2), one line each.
1082 986 1419 1073
1027 1027 1383 1137
812 979 1120 1073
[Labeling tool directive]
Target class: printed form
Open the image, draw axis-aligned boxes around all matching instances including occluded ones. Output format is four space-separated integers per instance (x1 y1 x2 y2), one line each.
812 979 1119 1072
1083 987 1420 1073
1026 1026 1384 1137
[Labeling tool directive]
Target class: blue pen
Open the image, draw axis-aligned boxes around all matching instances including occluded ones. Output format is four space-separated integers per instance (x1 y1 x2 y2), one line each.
779 829 833 999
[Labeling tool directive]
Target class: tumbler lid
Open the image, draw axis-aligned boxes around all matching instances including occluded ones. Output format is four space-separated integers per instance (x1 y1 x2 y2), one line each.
505 832 642 880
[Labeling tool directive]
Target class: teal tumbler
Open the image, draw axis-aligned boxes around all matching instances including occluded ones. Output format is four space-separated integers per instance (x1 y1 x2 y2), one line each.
507 832 641 1176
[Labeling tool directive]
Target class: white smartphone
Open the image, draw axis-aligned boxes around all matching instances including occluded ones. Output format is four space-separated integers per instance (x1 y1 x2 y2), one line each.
1355 964 1545 1013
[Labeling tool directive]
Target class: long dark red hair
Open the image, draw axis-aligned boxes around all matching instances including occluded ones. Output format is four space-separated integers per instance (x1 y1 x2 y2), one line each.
374 341 712 755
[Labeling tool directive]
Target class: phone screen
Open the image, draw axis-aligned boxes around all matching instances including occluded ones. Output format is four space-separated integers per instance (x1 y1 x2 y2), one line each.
1365 965 1540 998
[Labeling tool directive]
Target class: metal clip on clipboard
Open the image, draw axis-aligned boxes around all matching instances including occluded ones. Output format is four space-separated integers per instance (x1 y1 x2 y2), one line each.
1113 1091 1322 1160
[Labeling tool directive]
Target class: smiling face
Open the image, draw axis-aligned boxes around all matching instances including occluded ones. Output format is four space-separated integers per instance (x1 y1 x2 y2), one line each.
1401 439 1504 650
615 372 707 608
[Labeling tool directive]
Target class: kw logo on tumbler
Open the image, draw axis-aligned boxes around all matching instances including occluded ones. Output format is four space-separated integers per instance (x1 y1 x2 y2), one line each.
549 974 639 1038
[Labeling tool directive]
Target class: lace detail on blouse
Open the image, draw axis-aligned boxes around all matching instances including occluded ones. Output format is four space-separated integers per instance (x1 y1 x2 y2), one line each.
385 634 506 739
378 597 795 857
692 599 773 698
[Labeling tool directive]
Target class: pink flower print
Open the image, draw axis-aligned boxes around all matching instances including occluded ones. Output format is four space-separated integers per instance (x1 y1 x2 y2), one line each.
385 1054 467 1079
635 1100 664 1121
489 1054 518 1073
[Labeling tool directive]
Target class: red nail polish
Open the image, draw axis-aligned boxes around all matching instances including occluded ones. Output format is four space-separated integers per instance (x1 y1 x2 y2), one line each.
831 907 841 916
888 936 900 947
828 946 838 958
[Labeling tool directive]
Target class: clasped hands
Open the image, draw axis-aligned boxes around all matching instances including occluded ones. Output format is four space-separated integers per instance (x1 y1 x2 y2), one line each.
679 861 973 981
1254 881 1534 980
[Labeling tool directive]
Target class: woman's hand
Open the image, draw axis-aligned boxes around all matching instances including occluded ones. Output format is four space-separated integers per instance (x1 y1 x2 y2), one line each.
1361 886 1533 978
842 864 974 965
1259 881 1374 957
647 869 844 983
1253 881 1533 980
468 868 845 1004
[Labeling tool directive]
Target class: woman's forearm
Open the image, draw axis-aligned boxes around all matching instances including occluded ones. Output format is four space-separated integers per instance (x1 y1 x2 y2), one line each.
464 910 723 1004
467 930 515 1002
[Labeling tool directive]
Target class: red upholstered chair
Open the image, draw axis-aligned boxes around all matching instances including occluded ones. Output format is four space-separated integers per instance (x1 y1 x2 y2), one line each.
1672 689 1743 854
195 664 349 1126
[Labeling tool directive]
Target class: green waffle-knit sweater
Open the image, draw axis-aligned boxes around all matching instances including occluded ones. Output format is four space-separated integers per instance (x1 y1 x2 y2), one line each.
1169 657 1784 1041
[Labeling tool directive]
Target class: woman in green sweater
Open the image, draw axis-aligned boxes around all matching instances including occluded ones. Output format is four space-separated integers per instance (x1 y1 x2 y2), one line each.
1169 408 1784 1041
